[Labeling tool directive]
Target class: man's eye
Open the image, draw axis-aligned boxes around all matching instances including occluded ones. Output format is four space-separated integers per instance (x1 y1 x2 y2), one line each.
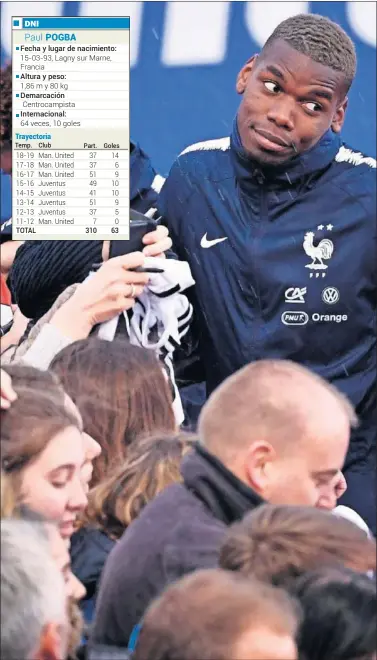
304 101 322 112
263 81 280 94
51 481 66 489
316 478 332 487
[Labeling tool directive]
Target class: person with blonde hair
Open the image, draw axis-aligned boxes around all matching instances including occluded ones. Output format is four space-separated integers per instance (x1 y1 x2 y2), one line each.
2 364 101 497
72 432 195 623
1 370 87 539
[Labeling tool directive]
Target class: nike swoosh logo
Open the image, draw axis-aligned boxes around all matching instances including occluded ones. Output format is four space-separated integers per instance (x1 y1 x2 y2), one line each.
200 233 228 248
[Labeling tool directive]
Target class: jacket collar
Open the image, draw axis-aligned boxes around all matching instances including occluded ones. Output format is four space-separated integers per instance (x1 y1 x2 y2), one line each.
230 118 341 193
181 443 263 526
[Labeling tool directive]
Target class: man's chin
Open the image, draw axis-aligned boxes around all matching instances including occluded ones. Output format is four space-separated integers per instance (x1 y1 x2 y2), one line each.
244 142 296 167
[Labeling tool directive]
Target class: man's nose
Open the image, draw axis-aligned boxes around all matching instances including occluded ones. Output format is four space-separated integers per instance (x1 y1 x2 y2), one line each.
317 490 337 511
267 99 294 131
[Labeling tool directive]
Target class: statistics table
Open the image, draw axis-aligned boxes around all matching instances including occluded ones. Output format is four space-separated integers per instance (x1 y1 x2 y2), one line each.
11 16 130 241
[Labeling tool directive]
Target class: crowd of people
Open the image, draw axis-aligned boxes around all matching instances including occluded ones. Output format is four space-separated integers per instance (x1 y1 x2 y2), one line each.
1 12 376 660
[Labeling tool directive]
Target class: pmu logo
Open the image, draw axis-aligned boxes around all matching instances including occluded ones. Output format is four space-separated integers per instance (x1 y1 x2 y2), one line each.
281 311 309 326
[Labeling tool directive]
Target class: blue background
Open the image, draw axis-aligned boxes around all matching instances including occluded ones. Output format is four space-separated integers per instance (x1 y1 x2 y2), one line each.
1 1 376 224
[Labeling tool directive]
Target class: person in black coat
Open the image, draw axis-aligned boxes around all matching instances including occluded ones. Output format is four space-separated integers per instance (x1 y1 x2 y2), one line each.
91 359 355 648
69 433 194 624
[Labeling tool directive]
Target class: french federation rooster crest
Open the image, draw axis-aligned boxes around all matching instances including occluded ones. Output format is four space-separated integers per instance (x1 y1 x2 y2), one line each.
303 232 334 270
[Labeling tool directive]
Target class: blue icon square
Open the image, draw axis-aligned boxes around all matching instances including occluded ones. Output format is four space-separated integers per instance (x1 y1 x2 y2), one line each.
13 20 20 26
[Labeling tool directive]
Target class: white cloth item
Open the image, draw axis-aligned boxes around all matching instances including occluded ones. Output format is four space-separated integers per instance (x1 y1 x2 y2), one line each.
333 505 372 538
1 303 13 329
334 505 374 578
97 257 195 425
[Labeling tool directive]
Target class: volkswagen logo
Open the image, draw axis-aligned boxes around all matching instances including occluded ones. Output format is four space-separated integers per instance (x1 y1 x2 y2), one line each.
322 287 340 305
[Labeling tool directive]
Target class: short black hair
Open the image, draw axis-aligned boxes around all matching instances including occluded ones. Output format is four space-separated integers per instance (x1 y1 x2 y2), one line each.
0 63 12 149
263 14 356 93
289 566 376 660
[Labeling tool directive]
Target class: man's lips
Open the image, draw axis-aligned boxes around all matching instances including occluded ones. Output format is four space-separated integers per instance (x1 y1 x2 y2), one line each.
253 127 292 152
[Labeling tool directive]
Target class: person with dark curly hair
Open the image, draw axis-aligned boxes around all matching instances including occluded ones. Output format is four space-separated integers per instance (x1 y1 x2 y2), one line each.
153 12 376 531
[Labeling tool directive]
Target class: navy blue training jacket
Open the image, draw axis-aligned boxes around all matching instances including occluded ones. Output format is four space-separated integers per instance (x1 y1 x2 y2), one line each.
157 122 376 464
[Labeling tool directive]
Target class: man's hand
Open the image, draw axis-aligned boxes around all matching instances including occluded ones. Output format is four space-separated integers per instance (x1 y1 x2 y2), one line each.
1 369 17 409
0 306 29 356
51 252 150 340
142 225 172 258
8 305 29 340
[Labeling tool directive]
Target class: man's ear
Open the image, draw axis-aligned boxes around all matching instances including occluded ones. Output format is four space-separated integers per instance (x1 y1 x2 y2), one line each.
236 55 258 95
34 622 64 660
332 97 348 133
245 440 276 496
